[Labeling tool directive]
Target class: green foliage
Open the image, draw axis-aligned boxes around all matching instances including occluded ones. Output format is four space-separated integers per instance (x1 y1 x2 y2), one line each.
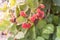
26 0 38 9
42 34 49 39
20 4 28 11
56 26 60 38
36 20 47 29
53 16 59 25
36 20 47 36
36 37 45 40
10 24 17 34
17 16 26 24
8 37 14 40
42 24 54 34
0 20 10 31
1 0 60 40
16 6 20 17
20 26 36 40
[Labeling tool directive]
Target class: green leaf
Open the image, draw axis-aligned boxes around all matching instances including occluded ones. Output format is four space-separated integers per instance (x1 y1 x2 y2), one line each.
58 18 60 25
0 20 10 31
36 20 47 28
16 6 20 17
42 24 54 34
42 34 49 39
56 26 60 38
10 24 17 34
26 0 38 9
36 20 47 36
20 4 29 11
26 26 36 40
53 16 59 25
21 26 36 40
47 14 54 23
8 37 14 40
32 25 36 39
36 37 45 40
16 16 26 24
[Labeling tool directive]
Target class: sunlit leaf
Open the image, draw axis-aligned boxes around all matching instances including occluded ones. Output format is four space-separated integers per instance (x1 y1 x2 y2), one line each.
9 0 16 7
16 16 26 24
0 20 10 31
26 0 38 10
56 26 60 38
